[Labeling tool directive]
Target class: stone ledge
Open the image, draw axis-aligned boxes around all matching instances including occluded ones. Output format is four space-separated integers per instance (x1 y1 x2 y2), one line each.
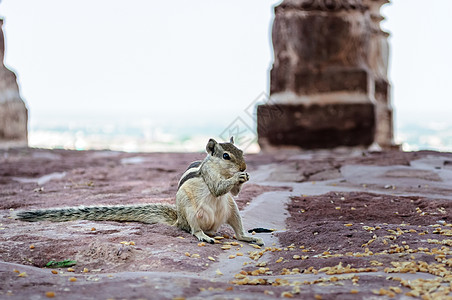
1 148 451 299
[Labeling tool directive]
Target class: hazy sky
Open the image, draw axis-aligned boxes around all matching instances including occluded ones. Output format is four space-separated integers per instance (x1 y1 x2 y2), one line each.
1 0 452 136
381 0 452 129
1 0 279 132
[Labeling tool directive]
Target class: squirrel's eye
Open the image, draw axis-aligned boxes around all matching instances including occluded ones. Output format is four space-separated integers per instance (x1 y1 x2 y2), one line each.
223 153 231 160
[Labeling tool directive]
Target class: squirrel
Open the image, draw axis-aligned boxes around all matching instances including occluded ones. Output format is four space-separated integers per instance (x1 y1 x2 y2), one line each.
15 137 264 246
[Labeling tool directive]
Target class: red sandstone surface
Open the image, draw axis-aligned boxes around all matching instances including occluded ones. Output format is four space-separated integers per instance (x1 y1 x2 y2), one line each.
1 148 451 299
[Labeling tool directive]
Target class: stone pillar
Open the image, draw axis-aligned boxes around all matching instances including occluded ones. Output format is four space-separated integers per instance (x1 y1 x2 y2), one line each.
0 18 28 148
257 0 393 150
367 0 393 148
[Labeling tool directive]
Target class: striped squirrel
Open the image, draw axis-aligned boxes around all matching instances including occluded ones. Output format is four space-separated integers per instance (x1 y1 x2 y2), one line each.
16 137 264 246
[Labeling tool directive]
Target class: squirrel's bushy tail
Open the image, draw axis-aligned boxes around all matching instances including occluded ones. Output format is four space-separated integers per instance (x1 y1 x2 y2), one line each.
15 204 177 225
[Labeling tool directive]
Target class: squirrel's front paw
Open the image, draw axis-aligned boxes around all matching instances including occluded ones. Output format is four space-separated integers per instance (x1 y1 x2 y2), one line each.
236 172 249 183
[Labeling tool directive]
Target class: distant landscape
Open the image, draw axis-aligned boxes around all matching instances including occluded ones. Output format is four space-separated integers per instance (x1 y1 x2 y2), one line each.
28 118 452 153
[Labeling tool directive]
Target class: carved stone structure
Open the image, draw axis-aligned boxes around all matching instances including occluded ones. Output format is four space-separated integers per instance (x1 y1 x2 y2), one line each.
0 18 28 148
258 0 393 150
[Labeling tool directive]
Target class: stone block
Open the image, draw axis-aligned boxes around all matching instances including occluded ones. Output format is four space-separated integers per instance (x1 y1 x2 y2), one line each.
293 68 369 94
0 99 28 145
257 102 375 149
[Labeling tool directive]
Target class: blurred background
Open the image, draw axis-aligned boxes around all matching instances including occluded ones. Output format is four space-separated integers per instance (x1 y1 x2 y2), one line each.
0 0 451 152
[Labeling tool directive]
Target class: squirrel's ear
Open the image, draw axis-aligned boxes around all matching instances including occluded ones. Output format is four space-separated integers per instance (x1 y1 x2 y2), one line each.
206 138 217 155
229 136 234 144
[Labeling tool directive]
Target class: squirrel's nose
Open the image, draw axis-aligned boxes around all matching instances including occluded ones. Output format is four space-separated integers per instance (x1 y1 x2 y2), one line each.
240 163 247 172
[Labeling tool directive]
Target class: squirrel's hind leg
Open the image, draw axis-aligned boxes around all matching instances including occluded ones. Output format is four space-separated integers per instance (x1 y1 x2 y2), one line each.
192 228 215 244
175 216 215 244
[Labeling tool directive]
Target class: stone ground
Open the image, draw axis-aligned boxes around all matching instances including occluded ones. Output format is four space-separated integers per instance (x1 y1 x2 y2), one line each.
0 148 451 299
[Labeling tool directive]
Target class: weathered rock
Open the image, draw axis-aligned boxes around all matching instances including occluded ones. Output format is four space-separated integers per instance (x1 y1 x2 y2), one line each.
258 0 394 150
0 18 28 148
